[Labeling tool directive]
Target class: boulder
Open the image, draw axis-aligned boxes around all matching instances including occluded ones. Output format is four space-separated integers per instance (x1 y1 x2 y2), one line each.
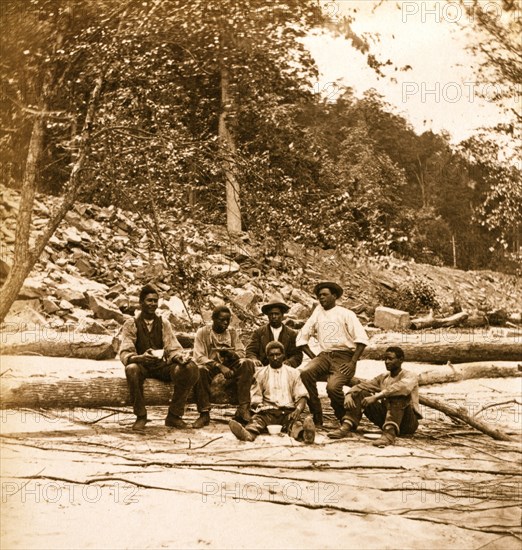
203 254 240 278
86 293 127 324
374 306 410 330
42 298 61 315
18 276 48 299
55 285 87 307
229 289 258 311
58 299 74 311
287 302 311 321
290 288 316 309
62 226 83 244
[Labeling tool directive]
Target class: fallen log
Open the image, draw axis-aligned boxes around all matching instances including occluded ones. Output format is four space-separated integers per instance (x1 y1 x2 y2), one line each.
363 338 522 363
410 312 469 330
0 357 520 409
418 395 512 441
2 329 522 363
0 331 195 360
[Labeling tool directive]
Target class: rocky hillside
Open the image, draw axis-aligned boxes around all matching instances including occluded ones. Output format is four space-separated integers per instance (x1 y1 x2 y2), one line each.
1 184 521 339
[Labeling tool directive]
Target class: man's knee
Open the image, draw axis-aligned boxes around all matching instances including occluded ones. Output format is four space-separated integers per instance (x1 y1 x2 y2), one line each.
125 363 141 379
174 362 199 384
325 378 344 396
238 359 255 376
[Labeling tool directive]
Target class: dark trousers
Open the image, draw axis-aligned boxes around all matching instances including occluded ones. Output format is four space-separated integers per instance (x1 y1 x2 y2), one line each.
300 351 355 421
343 389 419 435
194 359 255 413
245 408 304 440
125 361 199 419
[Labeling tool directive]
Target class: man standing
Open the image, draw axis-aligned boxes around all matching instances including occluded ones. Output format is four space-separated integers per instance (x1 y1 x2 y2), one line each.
192 306 255 428
229 341 315 444
119 284 199 431
246 299 302 368
329 346 421 447
296 282 369 427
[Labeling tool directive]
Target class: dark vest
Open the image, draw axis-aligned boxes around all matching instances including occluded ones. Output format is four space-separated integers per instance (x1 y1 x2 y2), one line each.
135 315 163 354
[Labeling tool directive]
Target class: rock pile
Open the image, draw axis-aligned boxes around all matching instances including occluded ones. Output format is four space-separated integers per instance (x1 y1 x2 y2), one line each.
1 184 521 344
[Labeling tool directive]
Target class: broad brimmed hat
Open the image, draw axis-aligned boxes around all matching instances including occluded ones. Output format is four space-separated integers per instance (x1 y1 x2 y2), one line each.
261 299 290 315
313 281 344 298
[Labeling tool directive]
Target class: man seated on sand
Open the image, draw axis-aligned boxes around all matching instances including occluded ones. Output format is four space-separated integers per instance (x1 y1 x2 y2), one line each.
229 341 316 444
328 346 422 447
119 284 199 431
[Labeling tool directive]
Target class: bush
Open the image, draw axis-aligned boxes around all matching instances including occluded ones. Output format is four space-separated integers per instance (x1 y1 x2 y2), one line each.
379 276 440 315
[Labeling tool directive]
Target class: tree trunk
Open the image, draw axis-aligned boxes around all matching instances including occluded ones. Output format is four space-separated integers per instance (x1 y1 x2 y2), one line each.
1 358 519 410
363 340 522 363
219 59 242 234
410 312 469 330
0 74 104 323
0 116 44 322
418 395 512 441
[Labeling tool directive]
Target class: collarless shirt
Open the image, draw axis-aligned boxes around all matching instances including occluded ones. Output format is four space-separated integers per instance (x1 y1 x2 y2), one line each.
251 364 308 411
296 305 369 352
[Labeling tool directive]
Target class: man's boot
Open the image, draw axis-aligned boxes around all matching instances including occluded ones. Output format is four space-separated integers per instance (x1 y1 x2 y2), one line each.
229 419 255 442
312 411 323 427
132 416 148 431
235 404 252 424
327 420 354 439
193 412 210 429
302 415 316 445
372 426 396 447
165 415 190 429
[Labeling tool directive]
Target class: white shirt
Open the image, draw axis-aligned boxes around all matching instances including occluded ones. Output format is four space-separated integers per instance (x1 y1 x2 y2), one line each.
296 305 369 352
251 364 308 411
270 325 282 342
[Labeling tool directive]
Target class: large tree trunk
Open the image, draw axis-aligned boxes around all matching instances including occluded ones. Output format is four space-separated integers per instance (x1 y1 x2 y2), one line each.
363 339 522 363
0 116 44 322
219 57 242 234
0 74 105 323
1 358 519 409
2 329 521 362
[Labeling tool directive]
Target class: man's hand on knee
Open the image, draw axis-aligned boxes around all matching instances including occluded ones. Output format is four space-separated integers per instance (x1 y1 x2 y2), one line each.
361 394 379 408
344 394 356 410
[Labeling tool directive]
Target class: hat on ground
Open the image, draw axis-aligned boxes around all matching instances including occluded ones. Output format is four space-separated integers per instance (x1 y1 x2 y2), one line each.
261 299 290 315
313 281 344 298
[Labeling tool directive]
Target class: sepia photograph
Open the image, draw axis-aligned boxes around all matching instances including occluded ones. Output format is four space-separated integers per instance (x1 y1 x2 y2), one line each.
1 1 521 548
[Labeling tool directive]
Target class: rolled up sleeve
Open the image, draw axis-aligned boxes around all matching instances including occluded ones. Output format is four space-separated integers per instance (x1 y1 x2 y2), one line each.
119 320 137 367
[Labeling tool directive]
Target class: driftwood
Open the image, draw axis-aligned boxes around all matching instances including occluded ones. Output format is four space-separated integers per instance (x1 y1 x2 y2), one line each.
0 358 520 409
2 330 521 363
410 312 469 330
418 395 512 441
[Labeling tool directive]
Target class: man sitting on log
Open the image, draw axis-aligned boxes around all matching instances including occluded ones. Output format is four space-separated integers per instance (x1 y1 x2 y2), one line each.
328 346 422 447
246 299 302 368
229 341 315 443
296 282 369 427
192 306 256 429
119 284 199 431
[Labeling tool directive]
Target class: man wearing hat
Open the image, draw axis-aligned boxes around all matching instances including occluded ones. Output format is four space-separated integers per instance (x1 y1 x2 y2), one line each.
246 299 303 369
296 281 369 427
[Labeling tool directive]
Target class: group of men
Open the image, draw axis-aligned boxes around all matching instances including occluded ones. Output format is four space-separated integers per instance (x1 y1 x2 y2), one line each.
119 282 422 447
